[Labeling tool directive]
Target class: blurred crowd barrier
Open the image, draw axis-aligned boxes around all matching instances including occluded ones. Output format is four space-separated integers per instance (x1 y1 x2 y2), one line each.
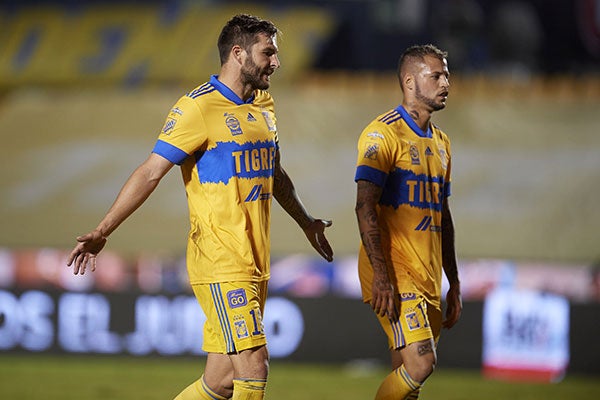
1 247 598 303
1 247 599 376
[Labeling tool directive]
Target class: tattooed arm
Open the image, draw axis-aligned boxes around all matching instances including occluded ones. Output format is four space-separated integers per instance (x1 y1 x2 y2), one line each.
355 179 398 320
441 198 462 328
273 150 333 262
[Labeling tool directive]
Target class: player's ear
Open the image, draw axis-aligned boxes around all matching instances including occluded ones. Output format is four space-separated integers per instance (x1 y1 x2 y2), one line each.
403 74 414 91
231 45 245 65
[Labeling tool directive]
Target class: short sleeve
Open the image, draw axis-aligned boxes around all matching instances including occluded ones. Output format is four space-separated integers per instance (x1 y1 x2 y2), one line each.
354 124 395 187
152 96 207 165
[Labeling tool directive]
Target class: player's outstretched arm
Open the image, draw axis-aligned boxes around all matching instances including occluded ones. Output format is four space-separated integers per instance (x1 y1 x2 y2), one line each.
272 151 333 262
67 153 174 275
441 198 462 329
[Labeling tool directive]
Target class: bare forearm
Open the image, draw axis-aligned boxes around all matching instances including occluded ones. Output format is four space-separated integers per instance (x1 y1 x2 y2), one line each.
355 181 388 275
273 164 313 229
97 155 171 237
357 210 388 275
441 201 460 286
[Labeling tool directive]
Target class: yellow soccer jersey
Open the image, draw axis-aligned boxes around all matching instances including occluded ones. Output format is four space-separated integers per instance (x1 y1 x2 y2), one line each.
153 75 279 284
355 105 452 309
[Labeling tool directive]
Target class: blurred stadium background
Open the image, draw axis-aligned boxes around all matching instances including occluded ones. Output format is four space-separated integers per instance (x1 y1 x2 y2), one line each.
1 0 599 398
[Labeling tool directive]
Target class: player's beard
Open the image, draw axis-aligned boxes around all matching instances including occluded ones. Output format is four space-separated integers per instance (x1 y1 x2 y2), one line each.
415 82 446 112
241 57 271 91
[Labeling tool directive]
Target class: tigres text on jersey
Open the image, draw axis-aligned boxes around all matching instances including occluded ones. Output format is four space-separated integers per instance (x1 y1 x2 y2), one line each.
153 75 279 284
355 105 452 309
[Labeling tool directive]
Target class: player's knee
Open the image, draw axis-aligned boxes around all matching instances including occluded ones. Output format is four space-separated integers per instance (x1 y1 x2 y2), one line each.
407 353 436 383
202 374 234 399
252 345 270 378
403 341 437 383
234 345 270 379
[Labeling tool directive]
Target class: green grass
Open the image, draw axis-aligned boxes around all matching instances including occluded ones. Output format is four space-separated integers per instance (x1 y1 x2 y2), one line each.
0 355 598 399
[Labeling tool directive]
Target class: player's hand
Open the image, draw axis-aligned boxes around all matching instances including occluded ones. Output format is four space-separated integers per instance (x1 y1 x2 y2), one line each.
302 219 334 262
442 284 462 329
372 272 399 320
66 229 107 275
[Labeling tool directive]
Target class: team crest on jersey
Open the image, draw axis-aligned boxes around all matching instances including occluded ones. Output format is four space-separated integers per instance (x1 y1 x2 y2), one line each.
438 146 448 170
405 311 421 331
363 142 379 160
224 113 243 136
161 118 177 135
410 144 420 165
261 109 277 132
233 316 249 339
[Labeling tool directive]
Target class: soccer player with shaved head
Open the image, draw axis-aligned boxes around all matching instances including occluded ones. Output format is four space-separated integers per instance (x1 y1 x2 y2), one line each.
355 44 462 400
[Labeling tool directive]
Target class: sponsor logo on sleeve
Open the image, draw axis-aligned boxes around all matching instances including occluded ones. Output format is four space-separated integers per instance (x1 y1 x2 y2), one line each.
367 131 384 139
161 118 176 135
363 142 379 160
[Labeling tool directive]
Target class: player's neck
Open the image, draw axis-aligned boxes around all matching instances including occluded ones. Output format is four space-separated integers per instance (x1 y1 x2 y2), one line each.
216 67 254 101
402 103 432 131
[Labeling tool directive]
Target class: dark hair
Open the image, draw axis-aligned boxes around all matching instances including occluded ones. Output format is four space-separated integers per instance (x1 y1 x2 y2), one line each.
397 44 448 84
217 14 278 65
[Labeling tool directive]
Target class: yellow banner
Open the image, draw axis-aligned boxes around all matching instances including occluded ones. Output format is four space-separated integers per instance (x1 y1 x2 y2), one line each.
0 4 334 87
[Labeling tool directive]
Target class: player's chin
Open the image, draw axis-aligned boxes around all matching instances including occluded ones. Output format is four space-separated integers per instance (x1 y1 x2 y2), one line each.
433 101 446 111
256 76 271 90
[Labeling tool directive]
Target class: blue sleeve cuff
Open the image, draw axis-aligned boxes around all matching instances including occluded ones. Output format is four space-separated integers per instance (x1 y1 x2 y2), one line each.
354 165 388 187
152 140 189 165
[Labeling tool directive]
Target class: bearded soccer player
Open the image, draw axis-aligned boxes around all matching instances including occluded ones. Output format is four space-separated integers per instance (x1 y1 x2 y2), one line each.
354 44 462 400
67 14 333 400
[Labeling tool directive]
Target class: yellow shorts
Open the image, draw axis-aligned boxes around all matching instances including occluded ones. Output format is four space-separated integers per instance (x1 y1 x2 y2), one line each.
376 293 442 350
192 281 268 354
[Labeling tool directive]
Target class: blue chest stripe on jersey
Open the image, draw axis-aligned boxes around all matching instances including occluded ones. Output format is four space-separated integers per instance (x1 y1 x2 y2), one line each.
354 165 388 187
197 140 277 184
152 140 189 165
380 167 448 211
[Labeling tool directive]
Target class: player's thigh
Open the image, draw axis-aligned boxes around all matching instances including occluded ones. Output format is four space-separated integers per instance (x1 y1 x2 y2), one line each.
193 280 268 354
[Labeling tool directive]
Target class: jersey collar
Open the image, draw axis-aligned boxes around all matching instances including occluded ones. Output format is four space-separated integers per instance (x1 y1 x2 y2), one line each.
396 105 432 138
210 75 255 105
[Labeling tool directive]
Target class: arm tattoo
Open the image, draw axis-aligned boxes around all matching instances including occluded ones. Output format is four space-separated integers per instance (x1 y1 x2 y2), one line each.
356 180 387 275
273 151 312 228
